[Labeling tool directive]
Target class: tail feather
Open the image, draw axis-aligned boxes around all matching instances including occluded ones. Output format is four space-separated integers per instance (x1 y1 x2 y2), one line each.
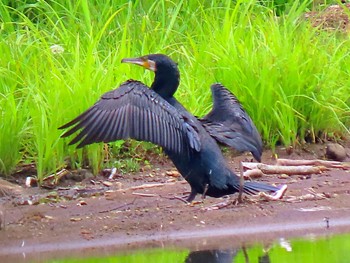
243 181 280 195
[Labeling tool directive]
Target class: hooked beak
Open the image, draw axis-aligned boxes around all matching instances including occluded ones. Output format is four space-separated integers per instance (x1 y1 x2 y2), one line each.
121 56 157 72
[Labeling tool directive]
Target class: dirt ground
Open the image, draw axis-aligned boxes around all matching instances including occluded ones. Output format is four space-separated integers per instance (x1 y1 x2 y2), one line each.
0 142 350 262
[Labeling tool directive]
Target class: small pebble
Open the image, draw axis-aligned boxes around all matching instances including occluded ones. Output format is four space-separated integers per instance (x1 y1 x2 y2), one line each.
102 181 113 187
278 174 289 179
70 217 82 222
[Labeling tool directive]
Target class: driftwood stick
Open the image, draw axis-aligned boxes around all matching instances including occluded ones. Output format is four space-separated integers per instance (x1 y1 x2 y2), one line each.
276 158 350 169
258 164 326 175
131 192 159 197
242 162 327 175
129 183 172 190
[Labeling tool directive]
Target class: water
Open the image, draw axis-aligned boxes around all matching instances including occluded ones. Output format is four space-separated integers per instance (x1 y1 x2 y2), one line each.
46 233 350 263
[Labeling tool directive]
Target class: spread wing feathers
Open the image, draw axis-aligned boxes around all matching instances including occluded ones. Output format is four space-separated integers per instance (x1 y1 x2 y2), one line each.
200 83 263 162
59 80 201 154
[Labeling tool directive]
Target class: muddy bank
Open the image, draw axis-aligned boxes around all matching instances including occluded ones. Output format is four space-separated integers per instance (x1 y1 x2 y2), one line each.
0 143 349 261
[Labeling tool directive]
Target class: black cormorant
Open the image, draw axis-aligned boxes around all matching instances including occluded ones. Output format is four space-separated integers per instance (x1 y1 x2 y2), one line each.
59 54 284 202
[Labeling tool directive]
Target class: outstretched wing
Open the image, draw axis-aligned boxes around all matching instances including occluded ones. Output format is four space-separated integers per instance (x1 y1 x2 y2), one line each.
59 80 201 154
200 83 263 161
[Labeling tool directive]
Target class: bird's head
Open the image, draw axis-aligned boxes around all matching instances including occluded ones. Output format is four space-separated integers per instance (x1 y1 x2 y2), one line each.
121 54 180 97
121 54 178 73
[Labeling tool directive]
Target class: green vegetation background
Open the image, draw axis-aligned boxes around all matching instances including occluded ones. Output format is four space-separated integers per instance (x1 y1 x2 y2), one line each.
1 0 349 180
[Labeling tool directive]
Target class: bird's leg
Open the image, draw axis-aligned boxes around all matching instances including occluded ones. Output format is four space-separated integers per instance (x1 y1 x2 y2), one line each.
201 184 209 200
172 195 191 204
187 188 198 203
238 161 244 203
173 188 197 204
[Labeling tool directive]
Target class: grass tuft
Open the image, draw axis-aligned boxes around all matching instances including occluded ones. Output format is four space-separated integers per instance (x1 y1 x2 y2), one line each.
0 0 349 180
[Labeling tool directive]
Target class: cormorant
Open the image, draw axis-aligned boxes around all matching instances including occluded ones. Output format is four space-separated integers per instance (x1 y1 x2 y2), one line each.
59 54 284 202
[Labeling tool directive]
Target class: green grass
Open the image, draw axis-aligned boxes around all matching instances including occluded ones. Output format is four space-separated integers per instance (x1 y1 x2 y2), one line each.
0 0 349 180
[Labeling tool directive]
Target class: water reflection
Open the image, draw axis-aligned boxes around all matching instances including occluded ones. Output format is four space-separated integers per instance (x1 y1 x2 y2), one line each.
185 249 238 263
185 238 294 263
185 244 278 263
258 252 271 263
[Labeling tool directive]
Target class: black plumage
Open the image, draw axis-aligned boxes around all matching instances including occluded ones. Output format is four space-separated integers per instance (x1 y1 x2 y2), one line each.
59 53 281 202
60 80 200 154
200 83 263 162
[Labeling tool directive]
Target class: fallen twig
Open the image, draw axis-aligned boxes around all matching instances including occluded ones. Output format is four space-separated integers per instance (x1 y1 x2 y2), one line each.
99 198 137 213
241 158 350 178
131 192 159 197
27 169 70 188
202 200 233 211
242 163 327 175
307 188 330 199
284 188 331 202
129 182 173 190
105 181 187 200
44 169 69 183
276 158 350 169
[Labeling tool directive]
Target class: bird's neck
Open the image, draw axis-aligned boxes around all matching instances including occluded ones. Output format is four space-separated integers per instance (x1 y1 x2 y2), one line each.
151 71 179 99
